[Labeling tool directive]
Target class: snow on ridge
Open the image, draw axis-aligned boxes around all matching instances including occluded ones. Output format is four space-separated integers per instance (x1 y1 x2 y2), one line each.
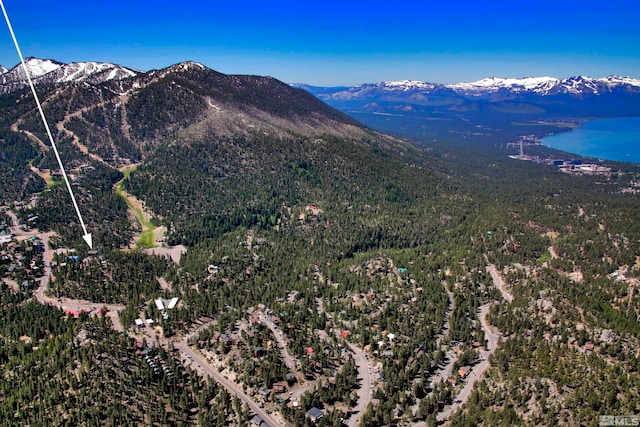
107 68 119 81
447 75 640 94
101 66 137 80
383 80 434 90
58 62 115 82
20 57 63 78
176 61 206 71
597 75 640 87
0 58 138 94
448 76 559 91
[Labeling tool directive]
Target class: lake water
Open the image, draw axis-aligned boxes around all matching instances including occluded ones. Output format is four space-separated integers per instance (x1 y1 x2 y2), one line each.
541 117 640 164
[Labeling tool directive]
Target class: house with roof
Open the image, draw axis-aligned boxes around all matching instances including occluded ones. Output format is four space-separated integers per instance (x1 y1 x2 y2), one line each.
258 386 271 397
272 382 286 393
220 334 231 345
458 366 471 379
306 407 324 423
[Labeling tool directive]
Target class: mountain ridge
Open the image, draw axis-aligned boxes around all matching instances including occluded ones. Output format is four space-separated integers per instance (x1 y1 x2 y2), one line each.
1 57 376 171
6 56 639 100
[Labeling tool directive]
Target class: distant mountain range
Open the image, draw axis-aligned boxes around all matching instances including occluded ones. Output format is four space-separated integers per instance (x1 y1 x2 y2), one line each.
448 75 640 96
294 75 640 121
4 58 639 101
296 75 640 101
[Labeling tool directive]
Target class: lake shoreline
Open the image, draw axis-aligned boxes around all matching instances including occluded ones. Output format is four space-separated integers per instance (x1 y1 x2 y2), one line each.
541 117 640 165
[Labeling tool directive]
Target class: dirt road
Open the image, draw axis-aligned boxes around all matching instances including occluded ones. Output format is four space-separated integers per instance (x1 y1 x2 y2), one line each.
487 264 514 303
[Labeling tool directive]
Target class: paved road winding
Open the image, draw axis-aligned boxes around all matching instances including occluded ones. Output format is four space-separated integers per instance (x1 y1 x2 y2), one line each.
176 342 281 427
261 314 299 374
414 264 513 426
435 303 499 422
7 210 127 330
345 342 373 427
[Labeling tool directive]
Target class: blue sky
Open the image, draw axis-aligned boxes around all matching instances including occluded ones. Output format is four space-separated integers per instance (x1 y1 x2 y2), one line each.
1 0 639 85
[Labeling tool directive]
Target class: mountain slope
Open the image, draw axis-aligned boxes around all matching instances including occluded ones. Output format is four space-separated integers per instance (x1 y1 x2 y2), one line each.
3 59 371 167
1 59 412 247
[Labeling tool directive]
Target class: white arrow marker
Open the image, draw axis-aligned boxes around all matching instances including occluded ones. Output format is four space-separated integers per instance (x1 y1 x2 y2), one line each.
1 0 92 248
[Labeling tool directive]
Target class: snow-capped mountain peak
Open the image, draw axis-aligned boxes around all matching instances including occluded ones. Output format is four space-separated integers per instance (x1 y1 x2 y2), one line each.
18 57 64 79
0 58 137 94
598 75 640 88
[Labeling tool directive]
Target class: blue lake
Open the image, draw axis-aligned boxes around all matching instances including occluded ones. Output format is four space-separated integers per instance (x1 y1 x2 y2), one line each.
542 117 640 164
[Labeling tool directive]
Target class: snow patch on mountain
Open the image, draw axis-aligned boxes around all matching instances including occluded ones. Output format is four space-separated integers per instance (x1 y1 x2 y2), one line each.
146 61 209 82
167 61 207 73
0 65 7 84
58 62 113 82
53 61 137 83
598 76 640 88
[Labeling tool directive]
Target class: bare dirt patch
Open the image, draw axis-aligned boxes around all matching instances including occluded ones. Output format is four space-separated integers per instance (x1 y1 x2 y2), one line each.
144 246 187 264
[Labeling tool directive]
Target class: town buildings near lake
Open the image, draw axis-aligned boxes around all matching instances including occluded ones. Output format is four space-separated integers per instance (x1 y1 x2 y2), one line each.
507 136 613 175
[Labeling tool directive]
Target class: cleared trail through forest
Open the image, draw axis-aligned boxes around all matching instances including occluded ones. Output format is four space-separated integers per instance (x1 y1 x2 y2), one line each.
115 164 159 249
